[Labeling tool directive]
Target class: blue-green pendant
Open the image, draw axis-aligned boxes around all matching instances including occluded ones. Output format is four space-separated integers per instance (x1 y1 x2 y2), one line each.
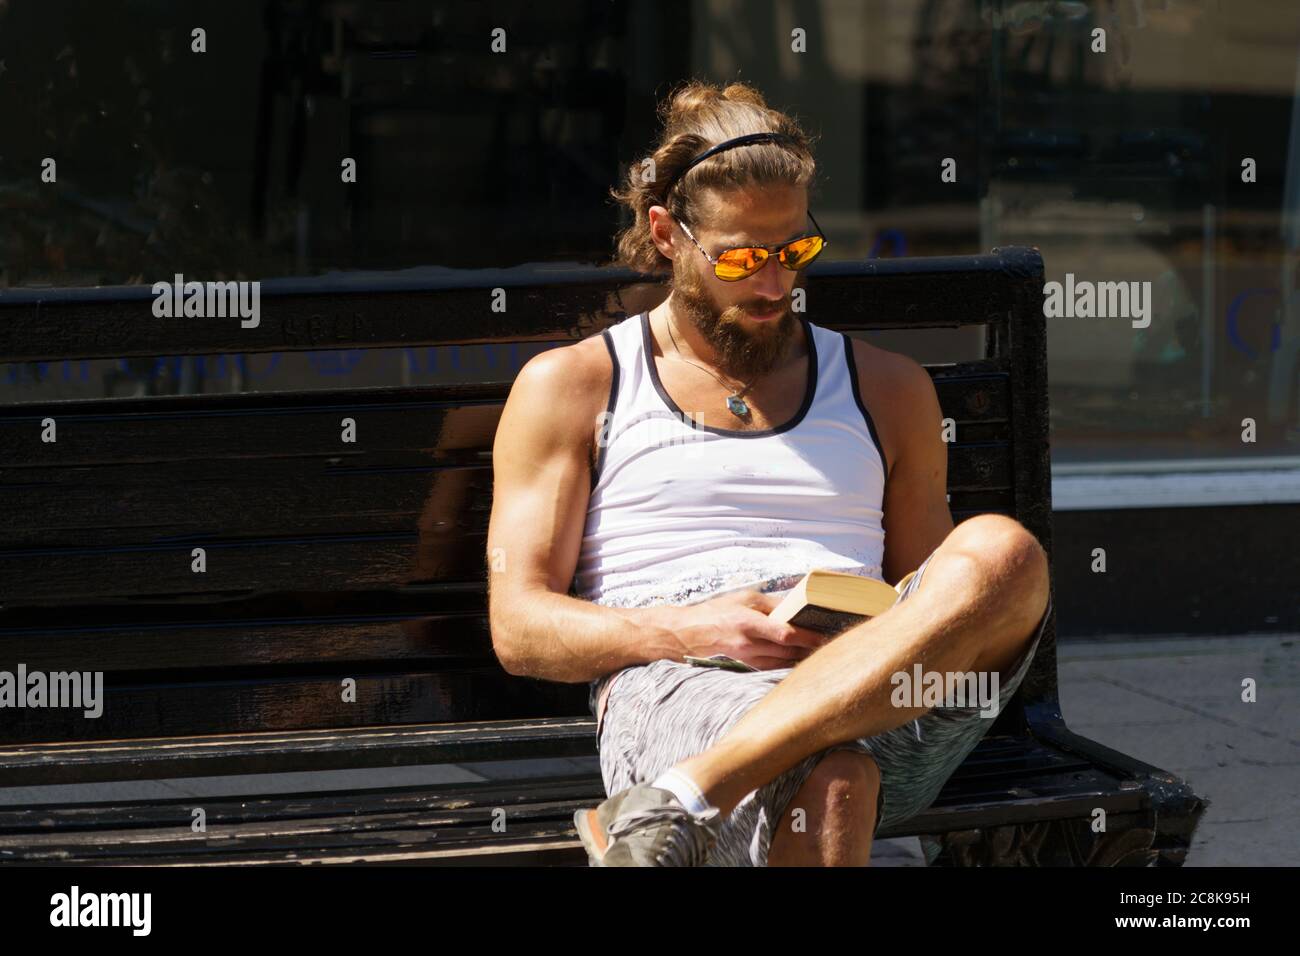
726 395 749 417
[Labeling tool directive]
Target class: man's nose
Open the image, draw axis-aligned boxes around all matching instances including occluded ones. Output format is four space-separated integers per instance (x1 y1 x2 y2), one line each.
749 258 789 298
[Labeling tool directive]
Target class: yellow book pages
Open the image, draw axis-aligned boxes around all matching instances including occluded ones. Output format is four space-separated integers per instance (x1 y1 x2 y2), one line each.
804 569 898 616
768 568 901 626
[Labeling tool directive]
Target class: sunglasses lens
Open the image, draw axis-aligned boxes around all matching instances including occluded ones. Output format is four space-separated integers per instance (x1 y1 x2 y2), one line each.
781 235 824 269
715 247 766 281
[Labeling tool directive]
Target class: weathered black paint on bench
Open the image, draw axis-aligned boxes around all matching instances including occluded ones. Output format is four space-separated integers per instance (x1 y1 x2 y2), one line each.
0 247 1206 866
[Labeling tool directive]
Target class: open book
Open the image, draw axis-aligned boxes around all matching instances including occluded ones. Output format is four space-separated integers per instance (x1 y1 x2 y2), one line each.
683 567 919 672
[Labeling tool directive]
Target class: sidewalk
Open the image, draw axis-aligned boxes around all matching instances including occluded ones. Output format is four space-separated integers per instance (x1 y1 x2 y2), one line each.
0 634 1294 866
1052 631 1296 867
878 634 1294 868
875 631 1298 866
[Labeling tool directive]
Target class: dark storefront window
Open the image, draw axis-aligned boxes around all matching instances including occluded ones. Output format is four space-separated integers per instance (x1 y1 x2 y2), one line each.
2 1 1298 505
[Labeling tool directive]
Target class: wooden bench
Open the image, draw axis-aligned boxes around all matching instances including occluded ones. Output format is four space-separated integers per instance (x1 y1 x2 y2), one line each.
0 247 1206 865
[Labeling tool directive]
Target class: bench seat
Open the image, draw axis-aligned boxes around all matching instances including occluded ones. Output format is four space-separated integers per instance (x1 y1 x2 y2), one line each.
0 724 1176 866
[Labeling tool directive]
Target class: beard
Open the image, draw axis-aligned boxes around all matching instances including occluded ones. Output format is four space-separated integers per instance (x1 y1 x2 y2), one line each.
669 256 803 382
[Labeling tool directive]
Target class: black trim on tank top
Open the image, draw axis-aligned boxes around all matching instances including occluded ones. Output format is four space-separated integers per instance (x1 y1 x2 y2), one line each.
841 332 890 480
591 327 620 490
639 309 817 438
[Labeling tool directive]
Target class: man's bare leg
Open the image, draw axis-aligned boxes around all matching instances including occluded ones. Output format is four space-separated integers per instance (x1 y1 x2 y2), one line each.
767 750 880 866
675 514 1051 819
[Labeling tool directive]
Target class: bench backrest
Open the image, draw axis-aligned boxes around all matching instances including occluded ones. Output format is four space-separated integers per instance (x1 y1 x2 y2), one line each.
0 247 1056 745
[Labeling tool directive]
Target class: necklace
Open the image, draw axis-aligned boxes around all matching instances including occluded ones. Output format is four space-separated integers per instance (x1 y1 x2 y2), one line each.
665 315 760 418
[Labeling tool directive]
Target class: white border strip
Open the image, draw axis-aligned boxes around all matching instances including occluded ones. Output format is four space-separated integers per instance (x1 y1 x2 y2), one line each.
1053 462 1300 509
1054 456 1300 475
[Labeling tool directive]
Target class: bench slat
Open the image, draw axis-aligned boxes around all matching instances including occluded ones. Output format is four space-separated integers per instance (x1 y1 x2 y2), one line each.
0 368 1009 466
0 717 600 783
1 609 492 673
0 672 589 745
0 251 1037 363
0 774 605 832
0 447 1014 546
0 494 1012 600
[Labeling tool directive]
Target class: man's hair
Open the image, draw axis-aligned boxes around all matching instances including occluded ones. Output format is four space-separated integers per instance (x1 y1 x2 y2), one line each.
609 79 819 275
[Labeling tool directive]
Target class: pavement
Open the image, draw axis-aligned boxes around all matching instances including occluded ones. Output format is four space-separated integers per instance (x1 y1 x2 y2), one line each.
0 633 1294 866
1050 632 1296 867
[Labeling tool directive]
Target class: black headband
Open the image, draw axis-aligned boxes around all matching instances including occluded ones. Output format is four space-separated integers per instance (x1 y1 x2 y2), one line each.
662 131 800 198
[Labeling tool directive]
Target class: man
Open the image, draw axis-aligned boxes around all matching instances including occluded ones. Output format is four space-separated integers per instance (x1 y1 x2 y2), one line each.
487 84 1052 867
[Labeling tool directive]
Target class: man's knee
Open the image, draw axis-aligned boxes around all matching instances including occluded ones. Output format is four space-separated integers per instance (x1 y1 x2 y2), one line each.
811 749 879 790
933 516 1050 643
945 516 1048 593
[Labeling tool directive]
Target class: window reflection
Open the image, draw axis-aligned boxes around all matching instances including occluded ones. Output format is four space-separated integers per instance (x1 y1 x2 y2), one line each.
0 0 1296 473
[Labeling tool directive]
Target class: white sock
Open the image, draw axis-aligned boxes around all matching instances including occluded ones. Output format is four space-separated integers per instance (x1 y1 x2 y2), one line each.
649 767 715 815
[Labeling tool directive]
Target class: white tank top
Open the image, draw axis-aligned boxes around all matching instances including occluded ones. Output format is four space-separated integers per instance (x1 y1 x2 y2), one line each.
573 310 890 719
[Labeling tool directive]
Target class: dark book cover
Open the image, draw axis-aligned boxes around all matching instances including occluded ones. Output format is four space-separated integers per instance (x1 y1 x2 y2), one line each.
787 605 870 637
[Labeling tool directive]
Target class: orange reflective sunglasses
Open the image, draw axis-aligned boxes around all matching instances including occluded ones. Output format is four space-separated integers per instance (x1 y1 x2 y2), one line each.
676 211 829 281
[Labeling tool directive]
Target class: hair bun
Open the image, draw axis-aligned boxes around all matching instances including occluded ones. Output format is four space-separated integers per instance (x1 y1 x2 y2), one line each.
611 80 817 277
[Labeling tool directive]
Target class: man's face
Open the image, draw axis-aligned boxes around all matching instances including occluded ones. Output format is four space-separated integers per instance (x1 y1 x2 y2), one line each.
662 185 811 381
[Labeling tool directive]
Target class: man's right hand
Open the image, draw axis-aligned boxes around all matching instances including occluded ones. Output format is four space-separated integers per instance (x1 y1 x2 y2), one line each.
666 589 828 671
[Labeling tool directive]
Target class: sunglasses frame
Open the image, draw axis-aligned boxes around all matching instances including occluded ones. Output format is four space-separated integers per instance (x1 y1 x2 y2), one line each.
675 210 829 281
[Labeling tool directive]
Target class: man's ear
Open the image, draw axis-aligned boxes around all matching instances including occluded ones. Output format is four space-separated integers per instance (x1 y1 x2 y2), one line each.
648 207 670 256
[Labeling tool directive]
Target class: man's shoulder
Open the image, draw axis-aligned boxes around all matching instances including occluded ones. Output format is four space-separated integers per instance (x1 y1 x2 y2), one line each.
841 332 933 403
503 328 616 458
513 329 615 399
839 333 940 480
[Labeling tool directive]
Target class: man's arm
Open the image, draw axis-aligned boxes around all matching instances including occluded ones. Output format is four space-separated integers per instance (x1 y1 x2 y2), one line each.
486 340 686 682
854 340 955 584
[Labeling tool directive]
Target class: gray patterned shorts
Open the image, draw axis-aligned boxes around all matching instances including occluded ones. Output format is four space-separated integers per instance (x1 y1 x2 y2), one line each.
591 549 1050 866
